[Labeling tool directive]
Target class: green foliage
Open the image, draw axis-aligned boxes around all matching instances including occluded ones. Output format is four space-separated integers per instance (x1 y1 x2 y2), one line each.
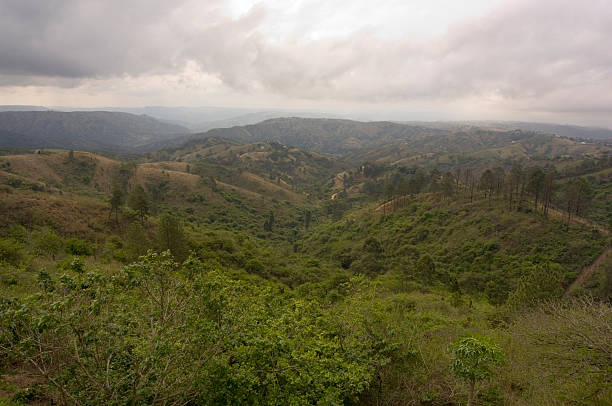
450 335 504 383
506 262 564 308
0 128 610 406
450 335 504 406
31 227 63 258
156 213 190 262
128 185 151 224
108 184 124 222
65 238 93 256
0 238 24 265
124 222 151 261
415 254 437 284
0 252 391 405
11 386 43 404
263 210 275 232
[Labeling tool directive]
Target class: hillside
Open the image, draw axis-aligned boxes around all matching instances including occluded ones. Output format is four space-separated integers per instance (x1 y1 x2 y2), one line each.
147 118 611 172
403 120 612 141
0 111 190 152
349 129 610 170
0 143 341 240
147 118 450 155
150 137 347 197
0 128 611 405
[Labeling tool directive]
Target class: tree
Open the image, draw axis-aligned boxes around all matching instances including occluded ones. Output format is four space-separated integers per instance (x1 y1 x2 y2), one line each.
157 213 189 262
147 180 169 204
464 168 476 203
527 169 546 212
303 209 312 230
209 176 217 192
116 163 135 192
492 167 505 196
128 185 150 225
124 222 150 261
429 169 441 193
350 237 386 276
415 254 437 284
479 169 495 207
32 227 63 260
450 335 504 406
108 184 124 223
441 171 455 198
407 171 426 195
542 170 555 216
263 211 275 232
507 262 564 308
0 253 390 405
564 178 592 225
506 166 526 211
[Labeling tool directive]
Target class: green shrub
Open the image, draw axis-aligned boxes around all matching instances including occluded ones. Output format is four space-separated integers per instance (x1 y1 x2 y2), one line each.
65 238 93 256
0 238 24 265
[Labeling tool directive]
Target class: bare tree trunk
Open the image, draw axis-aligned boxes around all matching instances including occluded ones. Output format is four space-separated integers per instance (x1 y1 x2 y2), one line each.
467 380 475 406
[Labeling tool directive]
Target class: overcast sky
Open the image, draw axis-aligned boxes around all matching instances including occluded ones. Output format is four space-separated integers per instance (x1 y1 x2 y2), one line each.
0 0 611 127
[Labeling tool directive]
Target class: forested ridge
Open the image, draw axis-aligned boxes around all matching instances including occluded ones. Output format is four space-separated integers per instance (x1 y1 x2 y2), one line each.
0 121 610 405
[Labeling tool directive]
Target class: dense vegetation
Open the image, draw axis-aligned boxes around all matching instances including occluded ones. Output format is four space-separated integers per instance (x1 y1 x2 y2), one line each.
0 120 610 405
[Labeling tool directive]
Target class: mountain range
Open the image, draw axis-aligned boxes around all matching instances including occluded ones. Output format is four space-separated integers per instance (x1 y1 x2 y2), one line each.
0 110 189 152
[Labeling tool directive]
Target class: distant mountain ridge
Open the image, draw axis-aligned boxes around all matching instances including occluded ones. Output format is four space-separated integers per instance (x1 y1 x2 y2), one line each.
400 120 612 141
148 117 450 155
0 111 190 152
149 117 611 171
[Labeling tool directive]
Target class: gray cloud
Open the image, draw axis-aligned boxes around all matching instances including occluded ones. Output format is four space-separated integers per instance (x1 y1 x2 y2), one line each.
0 0 208 78
0 0 611 120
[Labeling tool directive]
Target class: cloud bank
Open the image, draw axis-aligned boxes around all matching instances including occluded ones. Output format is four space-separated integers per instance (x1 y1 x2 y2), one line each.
0 0 611 124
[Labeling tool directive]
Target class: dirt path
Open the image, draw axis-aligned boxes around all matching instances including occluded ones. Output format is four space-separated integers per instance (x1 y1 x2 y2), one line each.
374 195 413 215
565 247 611 296
546 206 609 236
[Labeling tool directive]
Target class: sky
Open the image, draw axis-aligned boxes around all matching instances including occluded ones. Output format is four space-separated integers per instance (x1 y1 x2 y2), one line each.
0 0 611 127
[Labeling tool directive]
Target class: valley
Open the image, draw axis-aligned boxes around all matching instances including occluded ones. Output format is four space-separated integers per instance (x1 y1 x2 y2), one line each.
0 117 610 405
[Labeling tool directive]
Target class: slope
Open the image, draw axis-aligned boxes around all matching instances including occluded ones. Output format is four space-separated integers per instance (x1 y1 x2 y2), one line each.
0 111 190 152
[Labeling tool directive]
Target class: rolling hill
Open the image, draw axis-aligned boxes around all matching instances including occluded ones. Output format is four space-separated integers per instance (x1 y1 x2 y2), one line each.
347 129 611 170
1 127 611 405
147 118 611 172
0 111 190 152
146 118 450 155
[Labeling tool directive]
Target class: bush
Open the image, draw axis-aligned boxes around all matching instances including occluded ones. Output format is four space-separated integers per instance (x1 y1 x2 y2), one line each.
0 238 24 265
65 238 93 256
31 228 63 258
0 252 389 405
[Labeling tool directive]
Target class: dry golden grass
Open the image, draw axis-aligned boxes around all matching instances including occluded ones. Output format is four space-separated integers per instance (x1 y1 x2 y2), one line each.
133 166 200 189
0 150 123 193
0 152 64 183
216 180 263 200
139 161 190 172
0 190 111 239
239 172 303 203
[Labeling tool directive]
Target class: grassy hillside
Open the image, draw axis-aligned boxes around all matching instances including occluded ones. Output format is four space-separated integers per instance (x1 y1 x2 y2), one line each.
146 118 611 171
0 127 611 405
346 129 609 170
0 145 339 240
150 137 347 198
301 194 607 304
